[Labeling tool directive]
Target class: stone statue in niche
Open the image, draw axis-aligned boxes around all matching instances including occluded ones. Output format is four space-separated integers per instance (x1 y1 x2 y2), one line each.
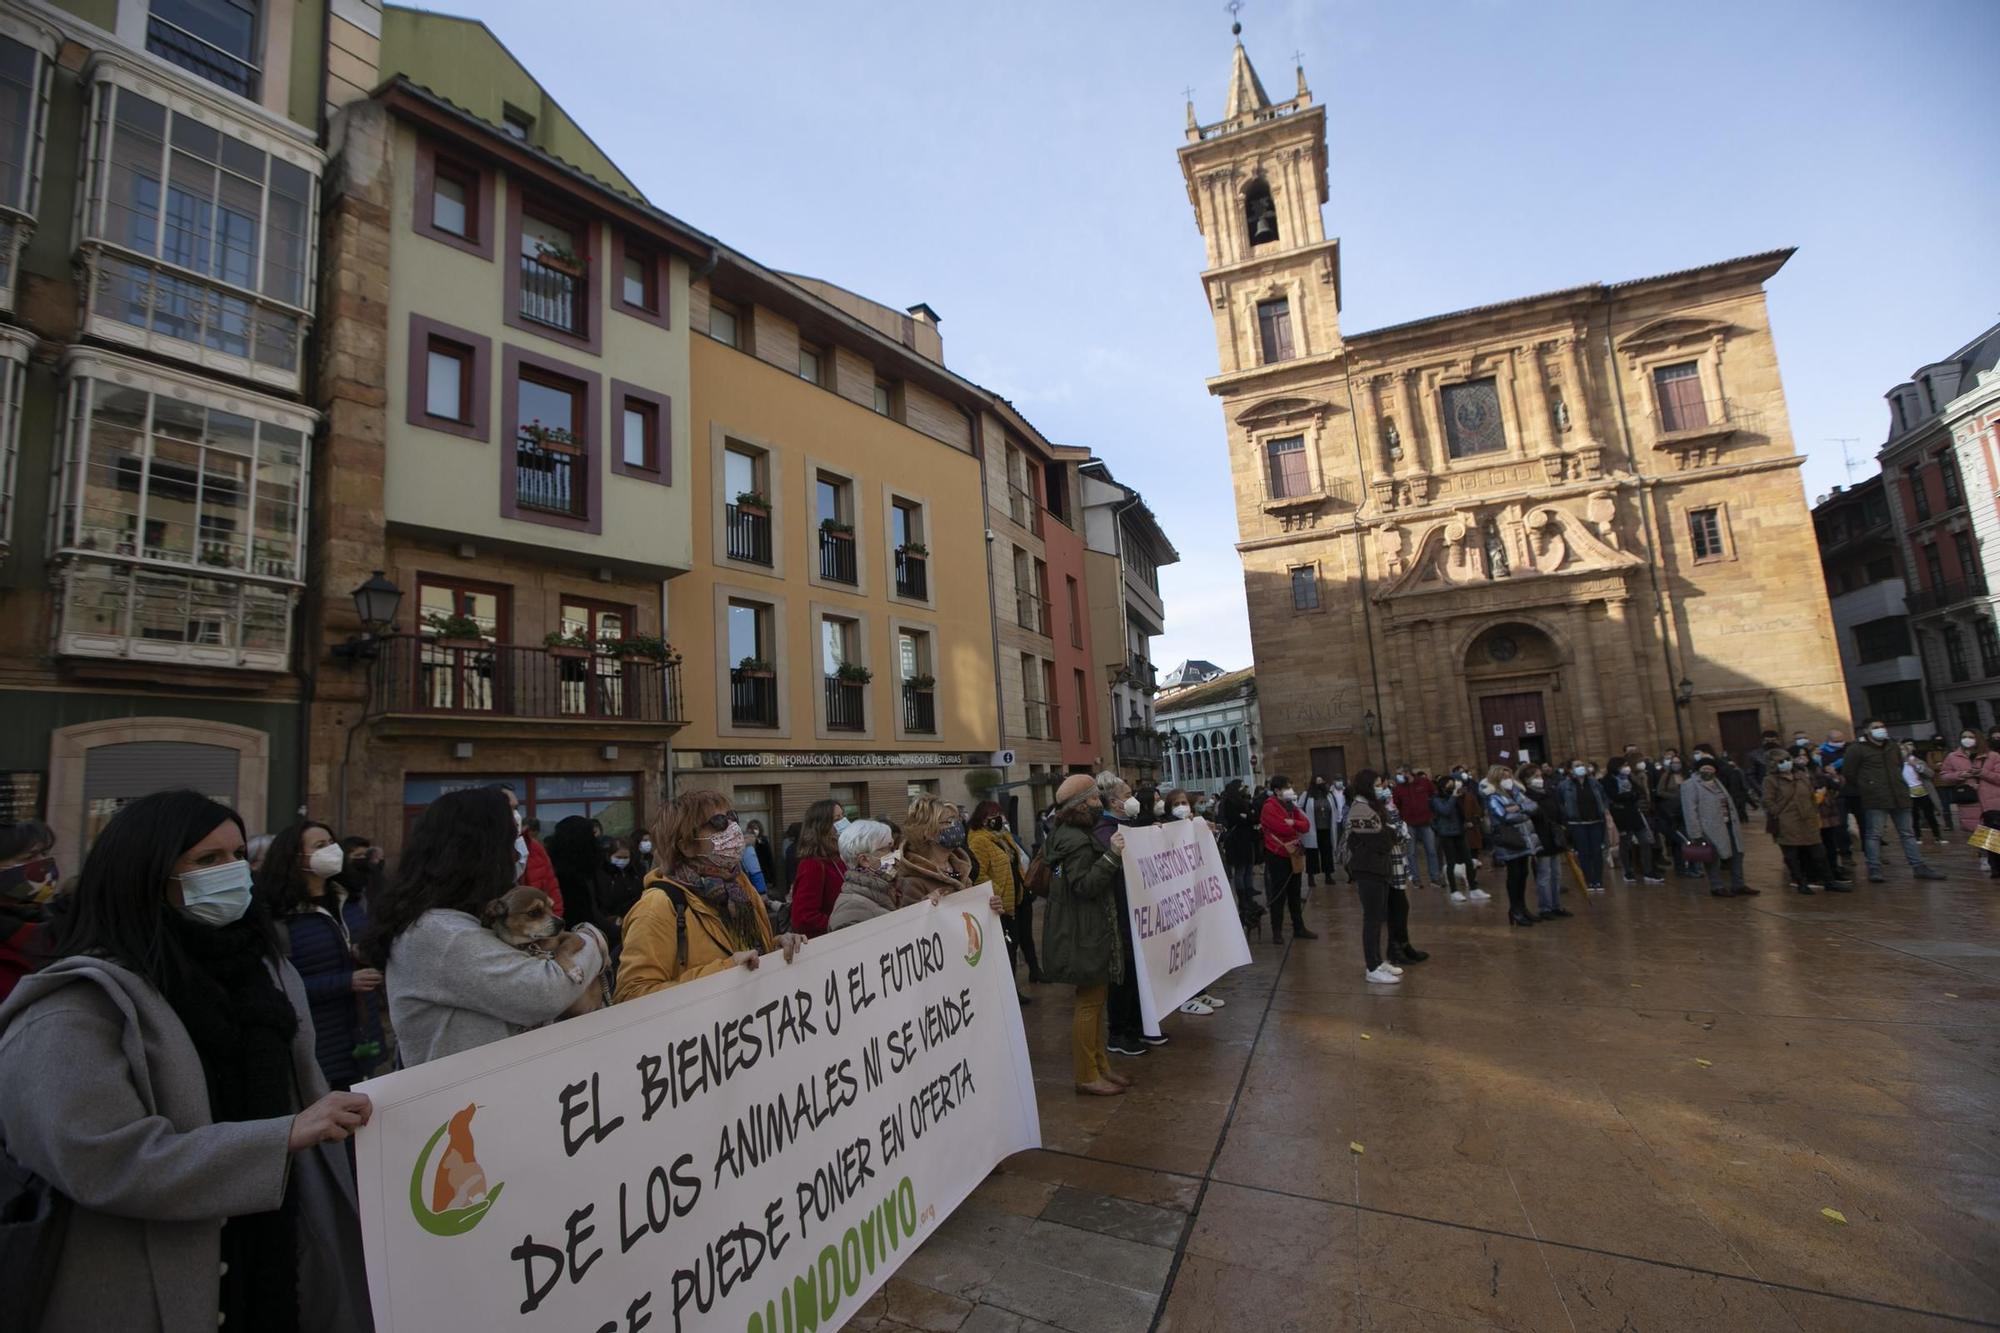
1383 419 1402 460
1482 516 1512 580
1553 398 1571 432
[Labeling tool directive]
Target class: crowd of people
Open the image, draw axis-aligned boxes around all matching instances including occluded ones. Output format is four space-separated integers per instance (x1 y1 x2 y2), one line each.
0 718 1986 1328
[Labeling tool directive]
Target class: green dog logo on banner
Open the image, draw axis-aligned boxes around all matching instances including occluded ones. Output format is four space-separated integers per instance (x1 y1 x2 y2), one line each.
409 1103 505 1236
961 912 983 966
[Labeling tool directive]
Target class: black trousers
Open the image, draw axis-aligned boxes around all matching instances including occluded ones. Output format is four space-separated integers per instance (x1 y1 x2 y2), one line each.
1355 874 1388 970
1779 842 1833 886
1388 884 1411 948
1110 882 1143 1038
1010 896 1043 980
1437 832 1478 890
1504 856 1530 914
1264 852 1305 933
1911 795 1943 840
1306 829 1335 880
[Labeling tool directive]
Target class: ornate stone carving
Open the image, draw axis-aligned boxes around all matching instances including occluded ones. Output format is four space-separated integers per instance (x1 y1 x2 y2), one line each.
1374 500 1640 602
1377 524 1408 578
1585 489 1619 549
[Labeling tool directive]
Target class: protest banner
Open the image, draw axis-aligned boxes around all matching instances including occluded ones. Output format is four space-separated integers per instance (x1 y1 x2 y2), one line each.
1119 819 1252 1032
352 886 1038 1333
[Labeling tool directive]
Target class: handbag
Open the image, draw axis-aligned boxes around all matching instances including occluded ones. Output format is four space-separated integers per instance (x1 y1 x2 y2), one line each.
0 1142 70 1327
1683 838 1719 864
1948 785 1979 806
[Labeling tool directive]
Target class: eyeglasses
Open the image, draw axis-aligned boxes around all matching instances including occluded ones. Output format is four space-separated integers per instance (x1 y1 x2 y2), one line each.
702 811 739 832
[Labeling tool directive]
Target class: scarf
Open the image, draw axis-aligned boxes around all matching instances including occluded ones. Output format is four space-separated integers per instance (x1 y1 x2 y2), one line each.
679 860 762 949
837 866 899 914
158 913 302 1333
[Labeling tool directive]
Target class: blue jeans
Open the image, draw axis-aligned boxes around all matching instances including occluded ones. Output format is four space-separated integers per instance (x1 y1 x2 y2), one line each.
1404 823 1441 884
1861 807 1928 875
1533 855 1561 912
1567 821 1606 888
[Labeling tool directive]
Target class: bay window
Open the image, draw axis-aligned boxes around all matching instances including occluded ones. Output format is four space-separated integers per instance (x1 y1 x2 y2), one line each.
0 24 53 313
53 354 310 669
78 67 320 390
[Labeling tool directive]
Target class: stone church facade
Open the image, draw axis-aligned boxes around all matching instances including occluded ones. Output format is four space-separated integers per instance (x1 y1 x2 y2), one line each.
1180 40 1849 779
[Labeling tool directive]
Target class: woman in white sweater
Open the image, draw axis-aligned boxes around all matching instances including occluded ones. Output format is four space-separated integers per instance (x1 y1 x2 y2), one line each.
362 786 605 1065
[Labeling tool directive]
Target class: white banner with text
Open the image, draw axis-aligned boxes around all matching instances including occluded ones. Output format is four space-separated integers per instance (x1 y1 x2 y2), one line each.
353 887 1039 1333
1120 820 1253 1032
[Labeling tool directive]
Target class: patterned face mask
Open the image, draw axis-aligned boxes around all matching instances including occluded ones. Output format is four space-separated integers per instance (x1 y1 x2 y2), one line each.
937 819 968 851
0 858 59 906
704 821 747 867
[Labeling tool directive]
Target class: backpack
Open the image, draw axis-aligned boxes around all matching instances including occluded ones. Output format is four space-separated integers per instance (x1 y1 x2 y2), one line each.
1024 853 1050 898
648 879 693 978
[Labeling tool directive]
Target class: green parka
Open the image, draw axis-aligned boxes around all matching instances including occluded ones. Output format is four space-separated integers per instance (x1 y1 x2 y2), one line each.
1038 822 1125 986
1842 738 1910 812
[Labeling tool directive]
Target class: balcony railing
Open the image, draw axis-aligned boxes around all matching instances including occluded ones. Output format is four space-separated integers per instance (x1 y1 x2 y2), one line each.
1652 396 1763 447
1017 591 1049 635
825 676 865 731
819 530 857 584
519 251 585 337
1023 699 1051 740
82 248 307 391
903 683 936 734
1116 729 1164 769
726 504 772 565
1007 483 1042 536
145 15 259 98
1907 575 1989 615
516 435 584 516
368 637 684 724
896 550 929 600
731 670 779 727
1124 655 1158 693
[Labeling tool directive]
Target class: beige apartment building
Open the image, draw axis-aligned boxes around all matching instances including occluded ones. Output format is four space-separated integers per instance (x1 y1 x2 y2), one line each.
1181 40 1847 779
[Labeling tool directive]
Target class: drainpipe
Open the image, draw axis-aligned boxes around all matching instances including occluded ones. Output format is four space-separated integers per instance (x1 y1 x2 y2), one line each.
1601 297 1690 755
970 411 1008 771
1341 370 1391 772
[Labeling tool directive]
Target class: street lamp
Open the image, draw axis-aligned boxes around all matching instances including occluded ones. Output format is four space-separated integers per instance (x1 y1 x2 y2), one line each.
331 571 403 662
1363 709 1377 736
1675 676 1695 708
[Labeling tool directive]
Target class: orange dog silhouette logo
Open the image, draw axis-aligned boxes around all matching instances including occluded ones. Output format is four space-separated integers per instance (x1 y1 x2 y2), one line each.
409 1103 504 1236
961 912 983 966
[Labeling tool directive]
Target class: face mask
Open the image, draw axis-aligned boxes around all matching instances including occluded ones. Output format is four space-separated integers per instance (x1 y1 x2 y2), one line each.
1374 787 1391 802
1965 738 1979 749
513 808 524 833
175 859 254 926
0 859 59 906
1277 789 1296 804
639 838 653 854
1152 799 1166 816
1793 737 1809 747
1394 774 1407 785
705 821 747 867
938 819 968 850
1869 727 1888 742
1527 778 1545 791
833 817 852 834
1333 781 1345 791
1699 768 1718 780
1668 760 1682 771
1119 796 1141 818
513 835 529 872
1172 803 1192 820
1616 767 1629 778
1777 760 1793 773
876 847 903 876
610 855 630 869
1501 778 1518 792
307 844 346 878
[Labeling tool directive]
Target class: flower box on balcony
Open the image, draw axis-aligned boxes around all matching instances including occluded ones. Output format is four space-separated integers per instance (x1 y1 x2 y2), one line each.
424 613 488 651
820 519 855 539
523 421 582 452
906 674 936 691
735 657 774 678
735 491 770 517
534 243 587 277
834 663 873 684
899 542 929 557
544 630 593 659
613 634 679 664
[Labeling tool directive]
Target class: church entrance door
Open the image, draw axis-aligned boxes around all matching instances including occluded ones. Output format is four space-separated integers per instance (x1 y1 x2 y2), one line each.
1479 692 1548 769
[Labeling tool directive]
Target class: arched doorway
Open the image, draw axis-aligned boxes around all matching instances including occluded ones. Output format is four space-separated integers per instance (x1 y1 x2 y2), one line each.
1462 622 1564 769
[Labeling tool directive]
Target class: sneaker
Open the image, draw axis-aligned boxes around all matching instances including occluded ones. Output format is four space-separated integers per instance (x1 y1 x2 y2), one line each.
1868 872 1886 884
1107 1037 1148 1057
1914 867 1947 881
1198 992 1226 1008
1468 888 1493 902
1643 876 1665 884
1381 961 1404 975
1139 1032 1171 1047
1449 890 1469 903
1178 998 1215 1016
1365 966 1403 985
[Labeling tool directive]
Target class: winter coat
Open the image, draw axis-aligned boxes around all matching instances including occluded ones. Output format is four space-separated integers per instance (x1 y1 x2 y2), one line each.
1524 785 1568 853
968 828 1026 914
1939 748 2000 825
1391 776 1437 827
1457 784 1486 851
1304 789 1341 832
788 856 845 937
0 955 370 1333
521 836 562 913
1219 791 1258 866
616 869 774 1002
1842 739 1909 812
282 899 361 1090
893 847 974 907
1815 773 1849 830
1602 773 1651 834
389 908 607 1064
1482 783 1541 862
1260 796 1310 856
1680 777 1744 858
1343 796 1396 881
1039 823 1124 986
826 867 897 933
1428 792 1465 837
1557 773 1605 824
1654 772 1688 825
1762 769 1821 846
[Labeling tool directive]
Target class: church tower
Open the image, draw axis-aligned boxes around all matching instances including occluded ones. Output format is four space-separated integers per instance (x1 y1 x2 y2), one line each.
1177 31 1340 377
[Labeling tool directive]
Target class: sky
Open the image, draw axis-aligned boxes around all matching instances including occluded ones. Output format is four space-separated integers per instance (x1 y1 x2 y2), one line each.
464 0 2000 673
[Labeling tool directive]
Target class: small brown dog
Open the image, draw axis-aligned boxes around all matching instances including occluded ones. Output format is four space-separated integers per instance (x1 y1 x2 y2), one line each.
480 886 606 1018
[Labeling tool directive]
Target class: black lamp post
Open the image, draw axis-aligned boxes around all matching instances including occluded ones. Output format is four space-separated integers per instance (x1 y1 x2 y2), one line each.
331 571 403 661
1675 676 1695 708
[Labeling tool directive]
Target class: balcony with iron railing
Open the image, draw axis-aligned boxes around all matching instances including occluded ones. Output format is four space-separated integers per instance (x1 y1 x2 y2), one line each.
726 504 773 565
825 676 866 731
145 15 259 98
515 433 585 517
519 251 585 337
368 637 684 726
1116 728 1164 769
1123 654 1159 693
903 682 936 734
730 669 779 727
1906 575 1989 616
819 529 857 585
1016 591 1049 636
895 549 929 600
1651 396 1764 449
1007 483 1042 536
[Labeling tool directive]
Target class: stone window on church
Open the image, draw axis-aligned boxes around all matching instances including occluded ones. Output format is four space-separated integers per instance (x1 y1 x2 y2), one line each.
1689 507 1724 561
1257 298 1294 363
1290 565 1319 610
1265 435 1310 498
1442 379 1506 459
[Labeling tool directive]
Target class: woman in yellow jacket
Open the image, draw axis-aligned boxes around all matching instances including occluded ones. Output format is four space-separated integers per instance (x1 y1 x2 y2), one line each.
614 790 804 1002
968 799 1038 1001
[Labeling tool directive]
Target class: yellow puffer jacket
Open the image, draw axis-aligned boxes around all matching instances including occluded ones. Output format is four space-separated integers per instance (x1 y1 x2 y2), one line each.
967 827 1025 914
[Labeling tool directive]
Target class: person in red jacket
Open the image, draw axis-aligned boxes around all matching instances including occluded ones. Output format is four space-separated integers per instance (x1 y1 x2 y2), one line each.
787 800 847 936
497 785 564 915
0 819 58 1001
1390 767 1442 889
1259 776 1316 944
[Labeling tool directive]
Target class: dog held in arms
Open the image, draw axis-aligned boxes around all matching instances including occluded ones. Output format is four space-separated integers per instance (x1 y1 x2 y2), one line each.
480 885 607 1018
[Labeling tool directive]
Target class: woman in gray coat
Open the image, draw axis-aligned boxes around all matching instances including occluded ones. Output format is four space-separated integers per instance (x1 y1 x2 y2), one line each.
1681 755 1758 898
0 790 373 1333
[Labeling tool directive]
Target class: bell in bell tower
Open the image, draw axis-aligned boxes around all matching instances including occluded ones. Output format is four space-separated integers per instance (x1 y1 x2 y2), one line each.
1178 13 1341 377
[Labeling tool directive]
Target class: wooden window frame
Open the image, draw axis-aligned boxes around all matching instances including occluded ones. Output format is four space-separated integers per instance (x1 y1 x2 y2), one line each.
1290 563 1321 611
608 379 672 487
1257 296 1295 363
412 139 493 260
558 594 634 643
1265 434 1310 499
413 571 513 640
405 314 491 441
501 344 601 534
505 190 601 355
1687 505 1733 563
708 297 745 350
610 230 670 329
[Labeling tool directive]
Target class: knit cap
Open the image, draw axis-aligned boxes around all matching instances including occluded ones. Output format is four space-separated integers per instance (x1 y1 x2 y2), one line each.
1055 773 1098 806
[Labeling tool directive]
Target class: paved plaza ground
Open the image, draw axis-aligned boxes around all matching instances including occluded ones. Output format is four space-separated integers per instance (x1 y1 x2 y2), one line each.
843 848 2000 1332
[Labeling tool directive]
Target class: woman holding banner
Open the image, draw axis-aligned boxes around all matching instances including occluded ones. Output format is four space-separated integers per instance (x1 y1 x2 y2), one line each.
893 795 977 904
615 790 805 1001
1041 774 1131 1096
0 790 373 1333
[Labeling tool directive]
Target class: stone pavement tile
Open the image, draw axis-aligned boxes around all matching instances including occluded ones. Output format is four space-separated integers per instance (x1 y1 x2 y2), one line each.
1037 1185 1187 1248
1352 1296 1514 1330
970 1255 1157 1333
1180 1180 1357 1282
1352 1211 1573 1333
843 1276 976 1332
883 1230 1010 1305
1768 1287 1986 1333
994 1149 1200 1212
1155 1252 1360 1333
954 1304 1067 1333
1535 1247 1797 1332
1211 1124 1355 1202
1011 1218 1173 1291
1081 1094 1230 1175
964 1169 1058 1219
1506 1148 1762 1276
1357 1160 1530 1235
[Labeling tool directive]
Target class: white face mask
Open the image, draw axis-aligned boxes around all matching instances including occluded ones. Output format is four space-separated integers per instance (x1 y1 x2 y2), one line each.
1777 760 1793 773
610 855 630 869
1172 803 1192 820
1278 788 1296 803
1964 738 1979 749
1501 778 1518 791
512 807 524 833
1572 766 1586 777
1120 796 1141 818
876 847 902 875
307 843 346 878
1333 782 1344 792
175 859 254 926
1869 727 1888 742
639 838 653 853
1527 778 1545 791
1152 799 1166 816
833 817 852 833
513 835 528 872
1374 787 1390 802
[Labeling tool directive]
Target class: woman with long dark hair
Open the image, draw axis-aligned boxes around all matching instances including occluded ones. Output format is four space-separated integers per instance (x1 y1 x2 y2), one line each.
788 799 847 937
0 790 372 1332
255 818 379 1090
363 786 606 1065
543 814 616 938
